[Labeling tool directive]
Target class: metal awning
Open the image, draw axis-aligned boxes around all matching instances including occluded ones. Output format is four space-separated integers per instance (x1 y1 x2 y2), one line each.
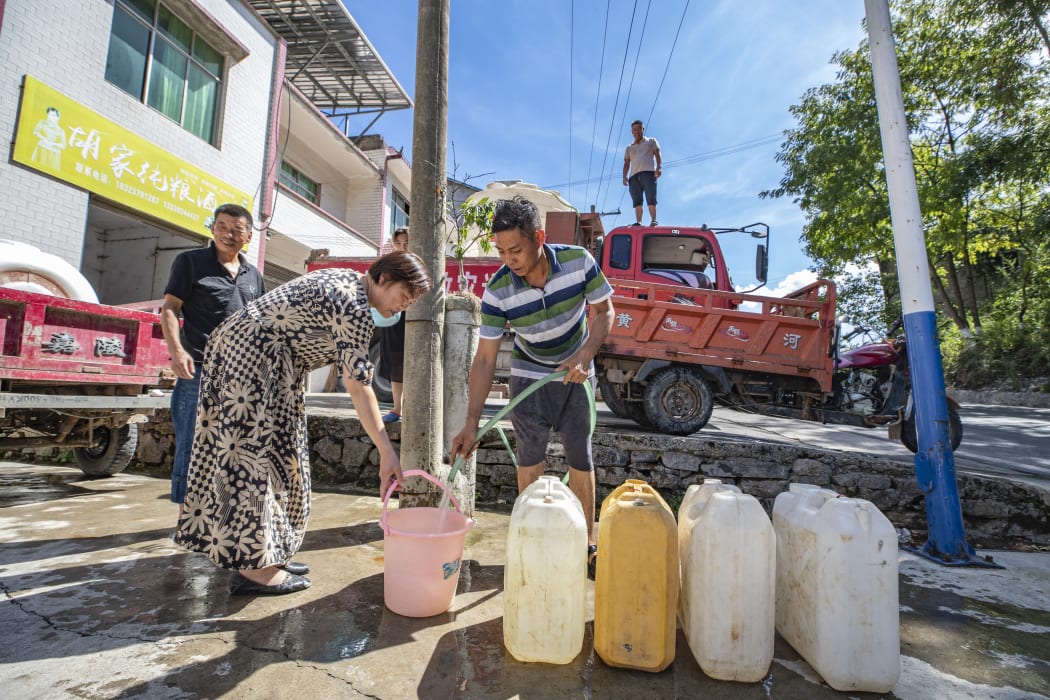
247 0 412 132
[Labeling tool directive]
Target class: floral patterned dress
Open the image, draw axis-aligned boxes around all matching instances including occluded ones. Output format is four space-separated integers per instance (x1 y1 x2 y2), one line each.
174 268 375 570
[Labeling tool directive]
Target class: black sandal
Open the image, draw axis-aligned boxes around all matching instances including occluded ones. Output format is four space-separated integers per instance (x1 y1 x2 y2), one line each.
587 544 598 580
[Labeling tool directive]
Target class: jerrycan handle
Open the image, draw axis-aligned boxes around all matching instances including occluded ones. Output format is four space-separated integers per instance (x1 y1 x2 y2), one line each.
380 469 464 534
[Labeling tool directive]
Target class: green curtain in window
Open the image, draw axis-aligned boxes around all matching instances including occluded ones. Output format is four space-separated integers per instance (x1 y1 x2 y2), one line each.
147 37 186 122
185 65 217 142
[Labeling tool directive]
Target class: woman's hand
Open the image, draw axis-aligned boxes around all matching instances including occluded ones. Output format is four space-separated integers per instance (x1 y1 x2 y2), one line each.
343 367 404 497
378 445 404 499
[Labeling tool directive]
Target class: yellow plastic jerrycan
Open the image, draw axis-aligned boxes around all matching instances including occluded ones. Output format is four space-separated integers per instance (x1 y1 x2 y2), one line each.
593 479 678 672
503 475 588 663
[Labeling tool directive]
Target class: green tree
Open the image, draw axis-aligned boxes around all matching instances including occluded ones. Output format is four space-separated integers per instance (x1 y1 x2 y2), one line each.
763 0 1050 348
446 197 495 293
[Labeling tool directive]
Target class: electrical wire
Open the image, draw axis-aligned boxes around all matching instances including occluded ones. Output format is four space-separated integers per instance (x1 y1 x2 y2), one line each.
545 133 781 191
592 0 640 208
605 0 692 221
252 78 292 232
583 0 612 206
597 0 652 211
645 0 690 127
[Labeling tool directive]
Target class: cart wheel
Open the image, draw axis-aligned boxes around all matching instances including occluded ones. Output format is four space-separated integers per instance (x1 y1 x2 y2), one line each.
598 378 631 419
74 423 138 477
900 405 963 453
642 367 714 436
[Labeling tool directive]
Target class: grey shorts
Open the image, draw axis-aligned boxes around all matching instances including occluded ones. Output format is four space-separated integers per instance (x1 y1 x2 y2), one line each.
509 375 596 471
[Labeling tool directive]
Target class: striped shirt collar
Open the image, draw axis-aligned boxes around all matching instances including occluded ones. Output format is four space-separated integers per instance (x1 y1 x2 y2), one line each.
510 243 563 290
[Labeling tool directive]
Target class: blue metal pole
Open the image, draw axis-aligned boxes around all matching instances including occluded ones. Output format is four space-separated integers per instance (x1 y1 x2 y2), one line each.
863 0 990 565
903 312 976 561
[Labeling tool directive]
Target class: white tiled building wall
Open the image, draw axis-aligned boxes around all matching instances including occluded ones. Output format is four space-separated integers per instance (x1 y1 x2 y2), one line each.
344 180 387 248
0 0 277 267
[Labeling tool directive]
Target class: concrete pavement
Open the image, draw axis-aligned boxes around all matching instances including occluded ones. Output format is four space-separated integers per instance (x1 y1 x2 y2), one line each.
1 462 1048 699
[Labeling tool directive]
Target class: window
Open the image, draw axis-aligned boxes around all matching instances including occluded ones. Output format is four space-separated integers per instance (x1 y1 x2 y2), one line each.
105 0 223 143
279 161 319 203
390 188 409 238
608 235 632 270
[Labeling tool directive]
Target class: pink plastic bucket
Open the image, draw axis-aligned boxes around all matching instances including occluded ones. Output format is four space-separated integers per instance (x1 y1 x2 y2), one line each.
380 469 474 617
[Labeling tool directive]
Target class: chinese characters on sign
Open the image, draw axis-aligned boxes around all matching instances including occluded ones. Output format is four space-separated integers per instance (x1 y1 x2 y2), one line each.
94 337 127 358
41 333 79 355
13 75 252 238
783 333 802 351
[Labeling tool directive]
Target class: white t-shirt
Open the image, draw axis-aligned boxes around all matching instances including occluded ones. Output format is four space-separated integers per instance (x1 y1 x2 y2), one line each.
625 136 660 177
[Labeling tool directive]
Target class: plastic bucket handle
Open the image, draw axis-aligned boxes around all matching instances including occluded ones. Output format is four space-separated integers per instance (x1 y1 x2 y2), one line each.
381 468 465 534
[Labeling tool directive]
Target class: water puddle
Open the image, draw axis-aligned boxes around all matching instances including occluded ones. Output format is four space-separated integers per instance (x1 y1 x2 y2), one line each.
0 471 92 506
900 584 1050 695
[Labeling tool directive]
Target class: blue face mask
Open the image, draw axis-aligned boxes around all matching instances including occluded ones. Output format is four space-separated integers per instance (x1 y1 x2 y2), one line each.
371 307 401 327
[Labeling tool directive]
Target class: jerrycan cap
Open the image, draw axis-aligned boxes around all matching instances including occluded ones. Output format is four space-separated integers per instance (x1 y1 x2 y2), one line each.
543 494 554 504
633 498 647 507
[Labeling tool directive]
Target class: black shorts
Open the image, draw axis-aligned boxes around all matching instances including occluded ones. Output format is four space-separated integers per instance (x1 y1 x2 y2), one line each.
377 314 406 382
629 171 658 207
509 375 596 471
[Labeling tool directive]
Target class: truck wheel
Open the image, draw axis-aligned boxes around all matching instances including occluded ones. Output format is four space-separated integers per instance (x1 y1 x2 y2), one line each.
598 378 631 419
599 378 653 427
643 367 714 436
74 423 138 477
626 400 655 429
901 406 963 453
367 340 394 405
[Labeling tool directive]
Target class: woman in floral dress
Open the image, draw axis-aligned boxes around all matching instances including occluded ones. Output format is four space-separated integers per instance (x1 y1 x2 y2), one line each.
174 252 430 595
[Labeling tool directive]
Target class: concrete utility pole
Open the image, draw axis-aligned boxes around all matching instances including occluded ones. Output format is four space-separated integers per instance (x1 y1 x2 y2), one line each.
400 0 450 507
864 0 989 565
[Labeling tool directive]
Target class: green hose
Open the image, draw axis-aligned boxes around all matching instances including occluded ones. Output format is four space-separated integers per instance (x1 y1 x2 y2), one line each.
447 369 597 486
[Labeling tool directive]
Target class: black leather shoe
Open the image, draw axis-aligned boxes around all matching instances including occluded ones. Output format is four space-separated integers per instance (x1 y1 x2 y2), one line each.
229 571 311 596
280 561 310 575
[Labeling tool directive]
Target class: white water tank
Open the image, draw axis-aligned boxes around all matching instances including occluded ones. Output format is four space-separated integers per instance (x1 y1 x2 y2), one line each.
678 479 775 682
773 483 901 692
503 475 587 663
0 239 98 302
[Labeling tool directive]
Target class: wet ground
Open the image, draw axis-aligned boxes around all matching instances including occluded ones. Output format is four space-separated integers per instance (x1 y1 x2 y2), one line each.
1 462 1048 699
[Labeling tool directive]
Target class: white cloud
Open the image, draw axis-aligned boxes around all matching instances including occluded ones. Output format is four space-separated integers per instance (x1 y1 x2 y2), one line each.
736 268 819 312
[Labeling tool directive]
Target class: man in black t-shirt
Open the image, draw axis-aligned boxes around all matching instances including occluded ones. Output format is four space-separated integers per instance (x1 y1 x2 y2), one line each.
160 203 266 505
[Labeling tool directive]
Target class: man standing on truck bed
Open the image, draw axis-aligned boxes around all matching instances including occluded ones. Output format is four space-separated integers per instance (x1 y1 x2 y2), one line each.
449 196 615 575
622 119 662 227
160 203 265 508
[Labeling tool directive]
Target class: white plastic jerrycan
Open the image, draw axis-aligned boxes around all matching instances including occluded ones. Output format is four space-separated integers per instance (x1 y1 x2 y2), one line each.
677 479 775 682
503 475 588 663
772 483 900 693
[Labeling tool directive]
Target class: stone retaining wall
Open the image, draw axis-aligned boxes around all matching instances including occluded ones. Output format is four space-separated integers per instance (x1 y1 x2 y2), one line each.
117 409 1050 549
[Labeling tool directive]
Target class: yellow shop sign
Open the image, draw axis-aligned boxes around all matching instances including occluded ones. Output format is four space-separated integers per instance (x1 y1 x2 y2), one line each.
12 75 253 237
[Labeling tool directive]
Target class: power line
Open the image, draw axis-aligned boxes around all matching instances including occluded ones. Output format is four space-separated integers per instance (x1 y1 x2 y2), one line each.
605 0 691 216
597 0 652 210
584 0 612 205
545 133 782 191
646 0 690 126
593 0 640 208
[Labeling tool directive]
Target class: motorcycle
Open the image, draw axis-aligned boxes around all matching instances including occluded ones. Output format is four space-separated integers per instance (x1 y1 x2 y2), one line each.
829 319 963 452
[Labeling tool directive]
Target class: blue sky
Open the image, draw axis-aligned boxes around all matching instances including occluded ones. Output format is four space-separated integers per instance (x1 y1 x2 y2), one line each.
344 0 870 292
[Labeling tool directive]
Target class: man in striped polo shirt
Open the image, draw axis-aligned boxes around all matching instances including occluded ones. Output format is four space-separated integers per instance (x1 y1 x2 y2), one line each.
450 196 615 567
